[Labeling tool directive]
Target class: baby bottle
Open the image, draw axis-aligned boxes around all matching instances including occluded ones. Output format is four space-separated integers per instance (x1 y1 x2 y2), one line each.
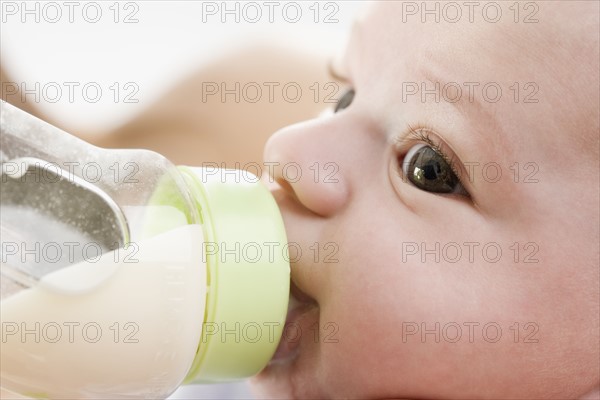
0 101 290 399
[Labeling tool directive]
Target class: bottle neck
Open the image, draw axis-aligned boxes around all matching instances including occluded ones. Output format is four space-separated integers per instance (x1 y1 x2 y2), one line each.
178 167 290 383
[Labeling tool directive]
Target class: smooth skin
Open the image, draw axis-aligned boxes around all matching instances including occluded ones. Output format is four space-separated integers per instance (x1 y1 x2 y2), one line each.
253 1 599 399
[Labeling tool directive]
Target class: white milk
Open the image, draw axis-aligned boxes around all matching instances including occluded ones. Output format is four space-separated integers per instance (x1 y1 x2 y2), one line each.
0 224 207 399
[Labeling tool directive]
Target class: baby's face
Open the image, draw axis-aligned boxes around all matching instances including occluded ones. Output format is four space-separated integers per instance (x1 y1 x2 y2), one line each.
253 1 599 398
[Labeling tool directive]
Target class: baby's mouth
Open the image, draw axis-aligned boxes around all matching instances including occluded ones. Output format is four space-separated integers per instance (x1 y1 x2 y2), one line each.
270 280 317 364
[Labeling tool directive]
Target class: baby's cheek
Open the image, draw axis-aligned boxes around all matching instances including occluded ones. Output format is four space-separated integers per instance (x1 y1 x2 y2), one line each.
316 300 398 397
312 254 416 396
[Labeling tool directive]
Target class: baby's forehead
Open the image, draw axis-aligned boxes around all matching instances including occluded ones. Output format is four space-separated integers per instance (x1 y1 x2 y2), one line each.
351 1 598 162
359 2 596 74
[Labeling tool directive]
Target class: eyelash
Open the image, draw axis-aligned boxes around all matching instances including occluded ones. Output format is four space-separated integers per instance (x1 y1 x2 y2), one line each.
396 126 467 191
326 79 469 195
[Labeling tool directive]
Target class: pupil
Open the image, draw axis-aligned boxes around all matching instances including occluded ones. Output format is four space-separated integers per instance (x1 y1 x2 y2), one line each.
422 161 442 180
408 146 456 193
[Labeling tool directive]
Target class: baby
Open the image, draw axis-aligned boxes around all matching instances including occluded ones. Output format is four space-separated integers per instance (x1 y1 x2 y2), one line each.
0 1 596 399
251 1 599 399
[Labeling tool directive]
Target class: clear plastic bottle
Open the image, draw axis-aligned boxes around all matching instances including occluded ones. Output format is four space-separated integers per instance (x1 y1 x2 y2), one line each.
0 101 290 399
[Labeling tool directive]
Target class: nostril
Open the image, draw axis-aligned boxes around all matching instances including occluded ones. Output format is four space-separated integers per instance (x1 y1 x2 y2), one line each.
260 171 300 205
263 124 349 217
275 176 296 197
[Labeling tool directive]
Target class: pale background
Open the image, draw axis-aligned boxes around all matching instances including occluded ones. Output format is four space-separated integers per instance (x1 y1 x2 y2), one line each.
1 1 365 135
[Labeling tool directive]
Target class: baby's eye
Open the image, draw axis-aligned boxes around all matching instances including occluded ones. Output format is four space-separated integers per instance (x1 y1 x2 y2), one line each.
402 143 463 194
334 88 355 113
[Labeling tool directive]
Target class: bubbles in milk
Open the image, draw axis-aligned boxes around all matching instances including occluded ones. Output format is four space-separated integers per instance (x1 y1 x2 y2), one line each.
0 224 207 399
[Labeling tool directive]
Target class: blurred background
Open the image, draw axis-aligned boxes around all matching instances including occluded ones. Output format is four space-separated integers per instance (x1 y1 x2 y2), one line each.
1 0 366 167
1 1 365 398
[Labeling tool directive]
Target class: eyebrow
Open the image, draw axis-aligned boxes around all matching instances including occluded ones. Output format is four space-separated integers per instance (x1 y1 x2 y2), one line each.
419 67 511 164
328 17 365 85
331 12 510 168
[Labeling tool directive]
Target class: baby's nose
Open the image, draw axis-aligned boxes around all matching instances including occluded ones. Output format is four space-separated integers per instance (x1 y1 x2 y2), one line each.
263 120 350 217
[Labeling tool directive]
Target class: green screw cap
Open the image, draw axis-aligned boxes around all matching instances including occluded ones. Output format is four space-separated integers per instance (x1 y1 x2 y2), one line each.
178 167 290 383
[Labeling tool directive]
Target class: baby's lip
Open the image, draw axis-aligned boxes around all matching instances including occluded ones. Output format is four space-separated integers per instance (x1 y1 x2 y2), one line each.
270 280 317 363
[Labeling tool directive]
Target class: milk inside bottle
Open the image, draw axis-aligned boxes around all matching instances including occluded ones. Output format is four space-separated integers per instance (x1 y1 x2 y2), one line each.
0 102 290 399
